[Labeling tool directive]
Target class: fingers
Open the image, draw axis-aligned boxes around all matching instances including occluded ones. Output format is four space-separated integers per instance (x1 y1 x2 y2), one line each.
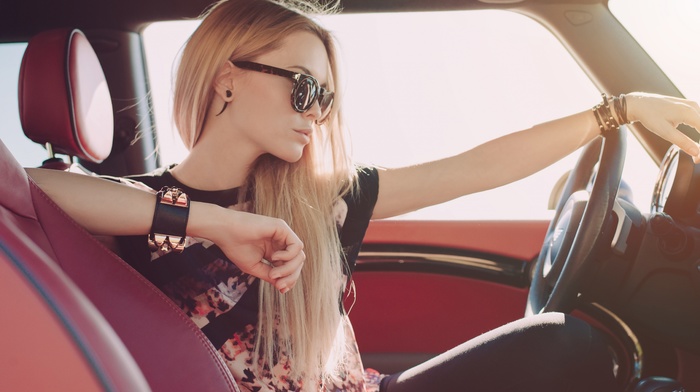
270 237 304 262
631 93 700 162
664 100 700 160
270 250 305 293
242 261 275 285
266 219 305 293
223 213 307 294
658 123 700 159
270 248 305 276
269 241 305 293
668 104 700 160
235 253 302 293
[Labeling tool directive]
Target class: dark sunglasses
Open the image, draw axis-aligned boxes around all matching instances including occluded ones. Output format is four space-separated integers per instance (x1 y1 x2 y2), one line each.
233 61 334 124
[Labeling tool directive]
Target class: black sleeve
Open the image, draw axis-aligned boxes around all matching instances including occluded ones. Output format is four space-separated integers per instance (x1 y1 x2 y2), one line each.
339 166 379 274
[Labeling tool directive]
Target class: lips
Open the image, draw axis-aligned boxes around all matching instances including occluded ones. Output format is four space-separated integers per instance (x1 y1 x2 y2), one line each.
294 129 312 144
294 129 312 137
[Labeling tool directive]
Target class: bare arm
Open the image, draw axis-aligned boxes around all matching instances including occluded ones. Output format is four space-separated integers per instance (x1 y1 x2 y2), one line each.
373 93 700 220
27 168 303 292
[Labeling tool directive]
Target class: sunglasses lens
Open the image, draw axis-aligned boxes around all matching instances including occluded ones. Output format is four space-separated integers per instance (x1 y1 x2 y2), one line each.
318 92 334 123
292 75 334 123
293 77 317 112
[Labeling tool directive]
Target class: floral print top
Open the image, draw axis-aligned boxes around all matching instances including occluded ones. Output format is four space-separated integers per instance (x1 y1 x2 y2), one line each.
114 166 380 391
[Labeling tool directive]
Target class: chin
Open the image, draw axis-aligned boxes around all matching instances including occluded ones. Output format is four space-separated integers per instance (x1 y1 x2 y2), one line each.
274 148 305 164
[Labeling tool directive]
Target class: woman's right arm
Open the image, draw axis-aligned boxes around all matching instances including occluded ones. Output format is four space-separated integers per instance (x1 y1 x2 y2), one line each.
26 168 303 293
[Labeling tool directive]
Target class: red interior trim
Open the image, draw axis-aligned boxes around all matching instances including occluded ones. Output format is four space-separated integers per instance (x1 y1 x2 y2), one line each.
348 271 528 353
364 220 549 261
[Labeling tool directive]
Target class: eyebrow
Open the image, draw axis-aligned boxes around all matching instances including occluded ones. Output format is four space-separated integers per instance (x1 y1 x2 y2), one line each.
290 65 329 88
290 65 312 75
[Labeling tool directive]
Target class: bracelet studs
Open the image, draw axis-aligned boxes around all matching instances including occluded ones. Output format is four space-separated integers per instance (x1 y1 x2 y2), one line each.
149 186 190 253
592 93 629 137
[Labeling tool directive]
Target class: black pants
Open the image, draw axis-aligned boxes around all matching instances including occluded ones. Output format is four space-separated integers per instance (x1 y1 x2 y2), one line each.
380 312 619 392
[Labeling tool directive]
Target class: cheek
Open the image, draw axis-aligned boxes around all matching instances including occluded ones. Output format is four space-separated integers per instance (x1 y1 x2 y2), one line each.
238 80 293 118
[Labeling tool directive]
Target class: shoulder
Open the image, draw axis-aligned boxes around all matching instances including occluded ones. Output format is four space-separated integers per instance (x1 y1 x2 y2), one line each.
343 165 379 210
339 165 379 238
337 166 379 273
356 165 379 189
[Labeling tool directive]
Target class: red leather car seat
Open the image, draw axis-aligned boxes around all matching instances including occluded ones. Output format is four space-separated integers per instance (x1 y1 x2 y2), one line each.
5 28 240 391
0 138 149 391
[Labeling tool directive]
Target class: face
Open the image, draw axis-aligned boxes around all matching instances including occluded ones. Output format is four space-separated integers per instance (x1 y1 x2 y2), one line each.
226 31 331 163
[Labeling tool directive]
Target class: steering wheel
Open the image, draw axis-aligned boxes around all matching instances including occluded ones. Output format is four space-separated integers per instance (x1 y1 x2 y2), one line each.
526 128 627 316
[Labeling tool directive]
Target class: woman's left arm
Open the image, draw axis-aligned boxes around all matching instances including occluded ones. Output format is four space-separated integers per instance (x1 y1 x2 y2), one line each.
372 93 700 220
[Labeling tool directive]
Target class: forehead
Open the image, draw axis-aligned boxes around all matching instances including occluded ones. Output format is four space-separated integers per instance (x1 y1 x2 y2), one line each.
256 31 330 84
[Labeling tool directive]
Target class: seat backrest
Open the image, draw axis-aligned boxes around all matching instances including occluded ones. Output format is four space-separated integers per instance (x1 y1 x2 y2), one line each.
0 139 149 392
7 28 241 392
0 139 240 392
18 28 113 168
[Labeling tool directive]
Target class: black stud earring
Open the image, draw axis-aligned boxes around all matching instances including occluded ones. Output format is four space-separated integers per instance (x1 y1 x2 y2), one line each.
216 90 232 116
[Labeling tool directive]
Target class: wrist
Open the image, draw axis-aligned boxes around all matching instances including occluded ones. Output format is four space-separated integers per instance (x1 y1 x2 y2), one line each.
149 187 190 253
591 93 631 136
623 92 641 123
187 201 227 243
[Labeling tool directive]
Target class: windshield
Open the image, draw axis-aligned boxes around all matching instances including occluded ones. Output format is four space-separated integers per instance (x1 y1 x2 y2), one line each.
143 9 657 220
610 0 700 102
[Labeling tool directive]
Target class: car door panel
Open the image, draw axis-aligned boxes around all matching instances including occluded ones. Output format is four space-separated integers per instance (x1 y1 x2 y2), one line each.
350 220 547 372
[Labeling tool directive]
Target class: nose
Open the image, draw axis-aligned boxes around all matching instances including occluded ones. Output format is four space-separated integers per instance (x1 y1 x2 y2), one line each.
304 98 322 122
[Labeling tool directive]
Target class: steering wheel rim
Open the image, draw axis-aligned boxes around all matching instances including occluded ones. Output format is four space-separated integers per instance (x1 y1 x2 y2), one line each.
526 128 627 317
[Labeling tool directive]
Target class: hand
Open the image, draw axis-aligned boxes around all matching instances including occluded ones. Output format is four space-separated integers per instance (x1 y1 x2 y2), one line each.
220 210 305 293
627 92 700 162
190 203 304 293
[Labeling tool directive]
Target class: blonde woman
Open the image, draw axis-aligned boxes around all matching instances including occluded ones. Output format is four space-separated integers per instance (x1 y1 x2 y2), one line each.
28 0 700 391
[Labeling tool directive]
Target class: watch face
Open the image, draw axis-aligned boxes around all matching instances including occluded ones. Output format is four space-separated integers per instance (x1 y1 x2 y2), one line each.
651 146 679 214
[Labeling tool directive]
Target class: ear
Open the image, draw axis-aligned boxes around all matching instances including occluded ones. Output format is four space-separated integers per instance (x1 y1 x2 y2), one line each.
213 60 236 101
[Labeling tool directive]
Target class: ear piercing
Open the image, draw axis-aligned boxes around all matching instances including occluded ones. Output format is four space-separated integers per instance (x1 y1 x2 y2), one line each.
216 89 233 116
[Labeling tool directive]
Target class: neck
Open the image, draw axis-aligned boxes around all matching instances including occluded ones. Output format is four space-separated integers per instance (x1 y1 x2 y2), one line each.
170 128 260 191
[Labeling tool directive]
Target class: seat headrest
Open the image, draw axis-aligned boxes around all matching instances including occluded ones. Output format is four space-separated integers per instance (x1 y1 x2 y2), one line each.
19 28 114 163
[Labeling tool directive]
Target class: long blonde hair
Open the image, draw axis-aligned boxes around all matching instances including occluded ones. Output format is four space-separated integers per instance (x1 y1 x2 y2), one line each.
172 0 356 386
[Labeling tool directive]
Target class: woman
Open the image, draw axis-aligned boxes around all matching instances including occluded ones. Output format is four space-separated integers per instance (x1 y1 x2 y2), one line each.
28 0 700 391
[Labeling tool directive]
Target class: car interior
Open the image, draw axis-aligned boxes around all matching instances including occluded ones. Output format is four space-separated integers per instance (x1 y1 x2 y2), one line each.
1 0 699 391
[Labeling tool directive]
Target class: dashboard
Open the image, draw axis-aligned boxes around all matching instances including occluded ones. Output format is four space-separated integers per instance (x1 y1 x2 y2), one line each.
610 145 700 354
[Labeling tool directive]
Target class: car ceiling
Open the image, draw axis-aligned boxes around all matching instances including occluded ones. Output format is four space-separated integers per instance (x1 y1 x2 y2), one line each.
7 0 670 162
2 0 603 43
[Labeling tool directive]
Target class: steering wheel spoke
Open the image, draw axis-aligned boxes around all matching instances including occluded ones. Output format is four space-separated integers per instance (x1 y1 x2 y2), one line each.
526 128 627 316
